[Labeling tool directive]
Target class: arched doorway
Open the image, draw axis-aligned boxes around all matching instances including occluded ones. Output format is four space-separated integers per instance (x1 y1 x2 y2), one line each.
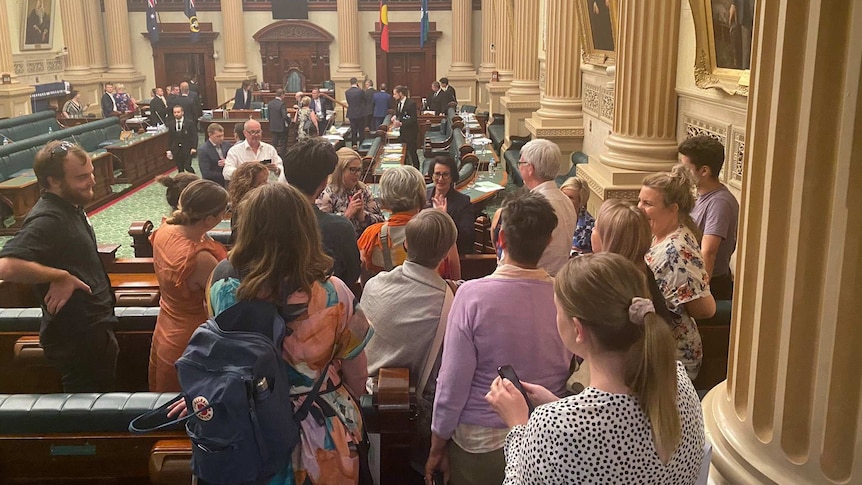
253 21 334 91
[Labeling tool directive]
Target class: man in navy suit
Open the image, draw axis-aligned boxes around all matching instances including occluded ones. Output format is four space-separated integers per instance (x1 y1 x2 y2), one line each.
372 83 393 130
311 88 334 135
234 80 253 109
100 83 118 118
345 77 366 148
267 89 288 156
392 85 420 170
148 87 169 126
167 105 197 173
437 77 457 111
198 123 232 187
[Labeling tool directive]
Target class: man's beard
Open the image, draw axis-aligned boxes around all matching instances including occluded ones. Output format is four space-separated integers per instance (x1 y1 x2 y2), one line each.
60 183 94 207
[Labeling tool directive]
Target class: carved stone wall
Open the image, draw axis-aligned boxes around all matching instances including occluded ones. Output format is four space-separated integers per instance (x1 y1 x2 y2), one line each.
677 96 747 192
13 55 66 85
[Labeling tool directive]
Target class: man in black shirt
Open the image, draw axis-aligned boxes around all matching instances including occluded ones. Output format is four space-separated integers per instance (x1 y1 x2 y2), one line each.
0 141 118 392
281 139 361 286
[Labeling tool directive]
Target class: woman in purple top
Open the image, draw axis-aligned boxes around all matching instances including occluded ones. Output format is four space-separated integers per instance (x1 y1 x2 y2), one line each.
425 192 573 485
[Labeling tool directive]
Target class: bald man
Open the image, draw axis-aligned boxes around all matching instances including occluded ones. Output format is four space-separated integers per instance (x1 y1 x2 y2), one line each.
222 119 286 183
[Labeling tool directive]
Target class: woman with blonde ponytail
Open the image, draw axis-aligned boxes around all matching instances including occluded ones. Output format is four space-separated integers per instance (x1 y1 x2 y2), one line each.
486 254 705 484
148 179 228 392
639 165 715 379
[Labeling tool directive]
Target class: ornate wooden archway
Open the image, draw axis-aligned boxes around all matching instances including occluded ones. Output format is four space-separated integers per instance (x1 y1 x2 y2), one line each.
253 21 334 91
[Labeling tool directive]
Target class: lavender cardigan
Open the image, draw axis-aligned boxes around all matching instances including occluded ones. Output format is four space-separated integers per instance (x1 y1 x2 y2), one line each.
431 266 573 440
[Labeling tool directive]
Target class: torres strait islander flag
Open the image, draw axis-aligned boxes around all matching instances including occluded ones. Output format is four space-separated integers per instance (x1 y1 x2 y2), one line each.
185 0 200 42
379 0 389 52
146 0 159 43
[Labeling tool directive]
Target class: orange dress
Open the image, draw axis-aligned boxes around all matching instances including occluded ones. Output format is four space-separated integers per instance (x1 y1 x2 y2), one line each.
148 223 227 392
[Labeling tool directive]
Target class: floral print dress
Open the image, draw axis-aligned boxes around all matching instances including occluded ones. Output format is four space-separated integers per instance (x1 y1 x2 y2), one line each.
645 225 707 380
207 261 373 485
572 207 596 254
316 184 385 239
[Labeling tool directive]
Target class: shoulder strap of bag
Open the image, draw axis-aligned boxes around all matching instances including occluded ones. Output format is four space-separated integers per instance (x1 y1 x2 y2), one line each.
293 360 332 422
417 280 457 396
379 223 394 271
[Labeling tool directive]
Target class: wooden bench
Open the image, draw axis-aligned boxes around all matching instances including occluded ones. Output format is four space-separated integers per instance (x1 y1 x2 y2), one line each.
0 392 184 484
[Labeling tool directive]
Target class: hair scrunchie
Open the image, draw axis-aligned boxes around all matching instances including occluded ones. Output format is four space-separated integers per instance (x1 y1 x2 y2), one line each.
628 297 655 326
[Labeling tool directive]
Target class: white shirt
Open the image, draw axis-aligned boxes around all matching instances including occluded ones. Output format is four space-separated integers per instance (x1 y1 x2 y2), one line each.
531 180 577 276
222 139 286 183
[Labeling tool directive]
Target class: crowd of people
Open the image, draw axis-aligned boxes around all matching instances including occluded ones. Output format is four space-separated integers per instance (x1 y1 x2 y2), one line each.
0 125 738 482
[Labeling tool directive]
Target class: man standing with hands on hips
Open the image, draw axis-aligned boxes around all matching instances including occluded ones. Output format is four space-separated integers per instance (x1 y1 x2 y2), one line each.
0 141 119 392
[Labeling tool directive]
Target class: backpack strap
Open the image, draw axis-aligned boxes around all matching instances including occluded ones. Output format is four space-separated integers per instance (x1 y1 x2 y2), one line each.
416 280 457 397
293 360 332 423
379 223 394 271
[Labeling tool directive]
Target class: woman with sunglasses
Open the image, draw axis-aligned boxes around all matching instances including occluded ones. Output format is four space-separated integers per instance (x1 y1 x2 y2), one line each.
316 147 384 238
427 156 474 255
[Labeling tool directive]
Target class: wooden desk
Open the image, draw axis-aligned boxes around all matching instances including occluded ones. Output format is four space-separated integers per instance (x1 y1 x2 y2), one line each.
107 131 170 185
0 175 39 235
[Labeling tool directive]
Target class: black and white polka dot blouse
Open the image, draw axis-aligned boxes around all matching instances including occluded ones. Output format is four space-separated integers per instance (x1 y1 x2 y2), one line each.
503 362 705 484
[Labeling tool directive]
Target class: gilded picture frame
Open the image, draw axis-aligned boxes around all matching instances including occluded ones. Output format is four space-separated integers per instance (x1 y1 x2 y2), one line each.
20 0 55 51
689 0 755 96
576 0 619 67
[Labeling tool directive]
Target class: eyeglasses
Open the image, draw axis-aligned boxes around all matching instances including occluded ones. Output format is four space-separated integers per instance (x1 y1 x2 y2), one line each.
432 172 451 180
51 141 75 160
347 167 362 174
246 130 262 136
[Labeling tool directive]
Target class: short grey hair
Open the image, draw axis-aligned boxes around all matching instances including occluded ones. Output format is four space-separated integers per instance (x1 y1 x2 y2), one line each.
520 139 563 181
406 209 457 268
379 165 426 213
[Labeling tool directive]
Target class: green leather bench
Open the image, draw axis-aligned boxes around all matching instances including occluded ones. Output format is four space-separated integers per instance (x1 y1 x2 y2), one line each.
487 113 506 155
0 111 61 143
0 392 185 483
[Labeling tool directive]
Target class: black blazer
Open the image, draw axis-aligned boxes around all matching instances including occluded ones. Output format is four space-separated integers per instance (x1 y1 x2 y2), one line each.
198 139 232 187
149 95 169 126
267 98 288 133
436 87 457 110
345 86 365 119
395 98 418 135
168 118 198 156
427 186 474 254
100 92 116 118
234 88 252 109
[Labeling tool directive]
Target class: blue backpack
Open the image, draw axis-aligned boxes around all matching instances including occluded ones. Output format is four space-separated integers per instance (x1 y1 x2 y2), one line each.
131 299 330 485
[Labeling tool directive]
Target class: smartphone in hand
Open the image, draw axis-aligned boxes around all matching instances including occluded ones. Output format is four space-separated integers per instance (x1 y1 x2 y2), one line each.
497 365 535 413
261 159 272 165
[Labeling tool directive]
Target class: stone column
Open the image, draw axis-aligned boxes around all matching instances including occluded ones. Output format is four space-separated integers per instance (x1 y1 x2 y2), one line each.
500 0 541 143
215 0 256 105
103 0 145 100
84 0 107 74
525 0 585 161
60 0 93 77
0 0 34 117
332 0 365 106
486 0 514 116
703 0 862 483
578 0 681 207
476 0 496 111
445 0 477 106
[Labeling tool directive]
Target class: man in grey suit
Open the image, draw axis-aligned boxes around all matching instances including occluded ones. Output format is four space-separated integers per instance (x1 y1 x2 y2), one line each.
267 89 288 155
345 77 366 148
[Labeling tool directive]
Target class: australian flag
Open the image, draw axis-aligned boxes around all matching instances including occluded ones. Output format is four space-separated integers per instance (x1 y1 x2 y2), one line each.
420 0 429 48
146 0 159 43
185 0 200 42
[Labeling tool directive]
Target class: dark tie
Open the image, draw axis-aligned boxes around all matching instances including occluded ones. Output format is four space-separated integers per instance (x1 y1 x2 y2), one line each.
176 121 181 131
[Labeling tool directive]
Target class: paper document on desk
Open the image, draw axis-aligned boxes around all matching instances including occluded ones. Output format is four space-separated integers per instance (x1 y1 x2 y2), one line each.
473 181 504 192
471 137 492 144
336 126 350 136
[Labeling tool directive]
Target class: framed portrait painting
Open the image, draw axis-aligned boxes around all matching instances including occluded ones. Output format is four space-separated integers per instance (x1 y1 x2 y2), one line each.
20 0 55 51
689 0 755 96
576 0 619 66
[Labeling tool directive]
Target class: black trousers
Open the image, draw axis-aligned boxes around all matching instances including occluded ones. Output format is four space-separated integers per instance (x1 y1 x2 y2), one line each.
402 130 420 170
710 272 734 301
271 130 286 156
174 150 194 173
348 117 365 147
42 325 119 392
